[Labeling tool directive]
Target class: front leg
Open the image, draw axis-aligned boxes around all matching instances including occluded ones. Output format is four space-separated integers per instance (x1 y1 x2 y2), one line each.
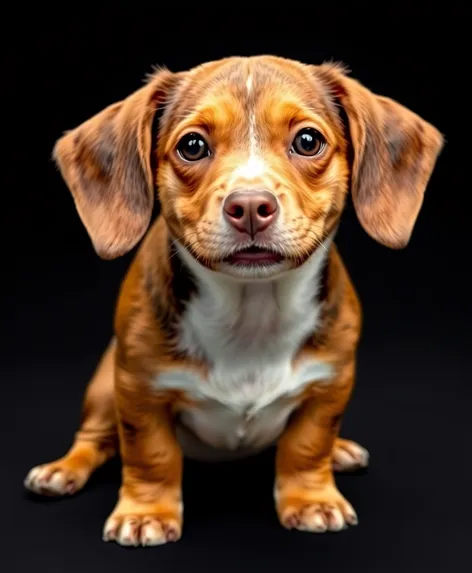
103 367 183 547
275 360 358 533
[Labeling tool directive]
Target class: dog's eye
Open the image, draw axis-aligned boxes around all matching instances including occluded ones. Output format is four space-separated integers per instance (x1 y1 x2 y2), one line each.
177 133 210 161
291 128 326 157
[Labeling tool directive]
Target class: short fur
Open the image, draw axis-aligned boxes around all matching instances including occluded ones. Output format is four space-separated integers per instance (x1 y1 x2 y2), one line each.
24 55 443 546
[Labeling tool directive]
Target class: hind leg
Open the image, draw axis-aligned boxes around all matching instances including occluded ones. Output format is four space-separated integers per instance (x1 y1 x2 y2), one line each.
332 437 369 472
24 338 118 496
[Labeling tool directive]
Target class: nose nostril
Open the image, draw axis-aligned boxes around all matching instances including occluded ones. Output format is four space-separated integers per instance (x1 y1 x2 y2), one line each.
257 203 274 218
230 205 245 219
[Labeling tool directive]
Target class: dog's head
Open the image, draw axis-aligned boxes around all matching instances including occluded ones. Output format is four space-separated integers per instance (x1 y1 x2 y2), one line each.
53 56 443 279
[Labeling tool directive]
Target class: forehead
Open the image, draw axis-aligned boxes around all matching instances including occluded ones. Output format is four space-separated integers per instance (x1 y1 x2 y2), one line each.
162 57 342 135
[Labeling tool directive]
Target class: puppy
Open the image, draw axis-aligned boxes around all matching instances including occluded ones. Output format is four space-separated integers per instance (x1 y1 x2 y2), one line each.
24 55 443 546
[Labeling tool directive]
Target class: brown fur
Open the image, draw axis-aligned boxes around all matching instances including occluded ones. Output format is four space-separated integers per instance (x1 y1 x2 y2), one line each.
25 55 443 545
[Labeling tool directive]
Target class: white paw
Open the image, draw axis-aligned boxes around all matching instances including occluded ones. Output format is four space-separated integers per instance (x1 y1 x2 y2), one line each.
103 514 181 547
279 487 358 533
24 464 82 496
333 439 370 472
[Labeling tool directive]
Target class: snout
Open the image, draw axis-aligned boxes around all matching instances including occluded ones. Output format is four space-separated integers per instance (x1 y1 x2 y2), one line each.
223 189 279 239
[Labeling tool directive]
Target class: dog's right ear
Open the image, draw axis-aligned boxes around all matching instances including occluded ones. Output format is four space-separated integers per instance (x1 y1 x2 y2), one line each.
53 69 178 260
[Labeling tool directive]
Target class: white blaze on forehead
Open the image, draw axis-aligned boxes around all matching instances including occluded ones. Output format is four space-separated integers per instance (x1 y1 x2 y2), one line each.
231 155 267 180
248 111 257 156
246 73 257 157
228 71 267 184
246 73 253 93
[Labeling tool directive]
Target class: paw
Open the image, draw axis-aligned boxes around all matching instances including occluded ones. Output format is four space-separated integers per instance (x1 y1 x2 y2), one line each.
103 502 182 547
277 486 358 533
333 438 369 472
24 461 87 496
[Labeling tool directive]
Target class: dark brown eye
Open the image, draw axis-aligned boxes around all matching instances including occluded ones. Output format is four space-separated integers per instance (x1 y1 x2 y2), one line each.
291 127 326 157
177 132 210 161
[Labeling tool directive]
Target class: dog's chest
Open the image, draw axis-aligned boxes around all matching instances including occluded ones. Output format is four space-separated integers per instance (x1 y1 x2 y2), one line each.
154 277 334 459
169 357 333 460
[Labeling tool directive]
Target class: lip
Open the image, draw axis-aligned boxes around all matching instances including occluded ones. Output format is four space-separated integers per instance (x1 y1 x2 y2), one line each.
224 246 285 266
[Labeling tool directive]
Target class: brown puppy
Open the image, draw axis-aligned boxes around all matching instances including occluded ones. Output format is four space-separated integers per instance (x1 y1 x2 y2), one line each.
24 56 443 546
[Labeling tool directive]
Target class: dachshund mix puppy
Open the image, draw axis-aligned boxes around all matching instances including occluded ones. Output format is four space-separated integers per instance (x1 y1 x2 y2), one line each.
24 55 443 546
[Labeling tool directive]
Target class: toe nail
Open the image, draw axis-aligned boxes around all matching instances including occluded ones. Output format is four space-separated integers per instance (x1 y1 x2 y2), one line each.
285 515 299 529
347 514 358 525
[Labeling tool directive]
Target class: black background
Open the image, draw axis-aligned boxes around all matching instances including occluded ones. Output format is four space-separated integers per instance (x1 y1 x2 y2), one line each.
5 7 471 573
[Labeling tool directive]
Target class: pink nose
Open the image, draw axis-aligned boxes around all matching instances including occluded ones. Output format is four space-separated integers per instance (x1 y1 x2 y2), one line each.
223 190 279 237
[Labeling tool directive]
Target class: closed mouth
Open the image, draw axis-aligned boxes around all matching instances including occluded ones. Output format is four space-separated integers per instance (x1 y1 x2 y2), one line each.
224 246 285 266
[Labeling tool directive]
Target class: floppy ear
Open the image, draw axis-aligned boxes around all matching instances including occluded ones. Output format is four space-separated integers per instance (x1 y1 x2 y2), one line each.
53 69 177 259
316 64 444 249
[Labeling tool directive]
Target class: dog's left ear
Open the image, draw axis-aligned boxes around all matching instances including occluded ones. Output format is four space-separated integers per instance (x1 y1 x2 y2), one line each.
315 64 444 249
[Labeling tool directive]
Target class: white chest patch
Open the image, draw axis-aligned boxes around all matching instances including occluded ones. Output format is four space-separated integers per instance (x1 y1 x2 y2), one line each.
152 244 335 461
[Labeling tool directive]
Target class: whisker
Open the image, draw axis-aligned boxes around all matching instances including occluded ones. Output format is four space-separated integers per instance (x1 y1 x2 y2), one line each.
168 230 199 262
